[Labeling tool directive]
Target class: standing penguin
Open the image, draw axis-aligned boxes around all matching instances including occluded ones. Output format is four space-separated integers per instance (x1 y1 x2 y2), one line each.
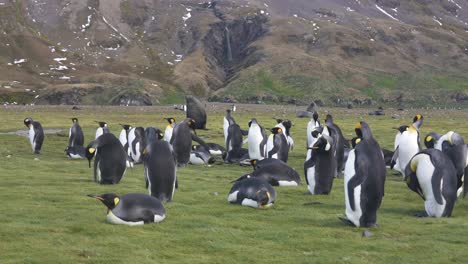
68 118 84 147
432 132 467 197
306 112 320 147
324 114 346 176
88 193 166 225
119 124 132 148
265 127 289 163
185 95 207 129
392 114 423 178
247 118 268 160
227 177 276 209
95 121 109 139
224 109 235 148
142 129 177 202
342 122 386 227
86 133 127 184
23 118 44 154
163 117 176 142
304 133 336 194
390 125 409 172
404 149 458 217
225 115 248 163
275 119 294 150
128 127 146 163
170 118 207 167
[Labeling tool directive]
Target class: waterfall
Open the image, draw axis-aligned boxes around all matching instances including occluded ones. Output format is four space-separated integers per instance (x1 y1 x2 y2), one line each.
225 26 233 62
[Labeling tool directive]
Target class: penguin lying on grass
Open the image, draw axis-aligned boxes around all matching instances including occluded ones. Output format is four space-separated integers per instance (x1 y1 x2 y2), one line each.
228 177 276 209
88 193 166 225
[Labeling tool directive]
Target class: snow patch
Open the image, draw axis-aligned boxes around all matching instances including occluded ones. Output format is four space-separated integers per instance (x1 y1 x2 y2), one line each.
432 17 443 26
375 5 399 21
53 58 67 63
14 59 26 64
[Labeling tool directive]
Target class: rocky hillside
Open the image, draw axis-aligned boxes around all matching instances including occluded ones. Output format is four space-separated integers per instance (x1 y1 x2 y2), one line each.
1 0 467 106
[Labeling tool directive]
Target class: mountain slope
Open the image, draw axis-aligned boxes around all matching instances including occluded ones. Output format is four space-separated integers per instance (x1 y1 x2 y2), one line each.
1 0 467 106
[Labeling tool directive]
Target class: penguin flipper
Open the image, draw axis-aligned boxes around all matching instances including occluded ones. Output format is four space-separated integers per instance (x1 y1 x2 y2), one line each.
347 174 362 211
390 146 399 169
430 160 444 205
241 129 249 136
303 157 316 185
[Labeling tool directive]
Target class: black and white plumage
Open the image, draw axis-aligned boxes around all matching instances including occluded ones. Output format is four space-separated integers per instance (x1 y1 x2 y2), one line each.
88 193 166 225
342 122 386 227
24 117 44 154
247 118 267 160
234 158 300 186
170 118 208 167
95 121 109 139
65 145 86 159
304 133 336 194
118 124 133 168
86 133 127 184
275 119 294 150
190 145 215 165
142 130 177 202
306 112 320 147
265 127 289 163
68 118 84 147
227 177 276 209
128 127 146 163
324 114 346 175
404 149 458 217
163 117 176 142
392 115 423 178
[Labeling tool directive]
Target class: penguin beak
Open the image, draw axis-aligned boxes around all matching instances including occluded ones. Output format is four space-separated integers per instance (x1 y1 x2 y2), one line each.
88 160 91 168
87 194 103 201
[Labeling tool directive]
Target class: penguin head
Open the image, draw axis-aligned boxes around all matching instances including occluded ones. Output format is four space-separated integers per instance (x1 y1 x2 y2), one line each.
85 146 96 168
250 159 258 167
310 135 332 153
120 124 132 130
256 190 271 208
164 117 176 125
270 127 282 134
394 125 409 134
325 114 333 125
424 132 440 148
186 118 197 134
24 117 33 127
355 122 363 138
350 137 361 148
71 117 78 123
96 121 108 128
412 114 423 129
88 193 120 210
248 118 258 128
355 122 373 139
311 130 321 139
312 111 319 122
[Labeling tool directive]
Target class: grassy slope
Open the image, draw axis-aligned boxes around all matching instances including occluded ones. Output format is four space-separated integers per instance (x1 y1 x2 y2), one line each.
0 105 467 264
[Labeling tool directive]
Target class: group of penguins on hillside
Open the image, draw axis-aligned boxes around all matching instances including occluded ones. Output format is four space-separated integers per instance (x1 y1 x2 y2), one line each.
22 97 467 227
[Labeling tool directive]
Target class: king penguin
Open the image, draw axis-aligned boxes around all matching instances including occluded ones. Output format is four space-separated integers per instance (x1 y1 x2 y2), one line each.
390 125 409 172
306 112 320 147
128 127 146 163
88 193 166 225
275 119 294 150
227 177 276 209
142 128 177 202
432 131 467 197
324 114 346 176
247 118 268 160
342 122 386 227
304 133 336 194
170 118 208 167
265 127 289 162
68 118 84 147
392 114 423 178
24 117 44 154
86 133 127 184
163 117 176 142
404 149 457 217
95 121 109 139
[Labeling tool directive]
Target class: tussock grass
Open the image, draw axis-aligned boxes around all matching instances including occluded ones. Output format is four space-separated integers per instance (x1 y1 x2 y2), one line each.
0 105 467 263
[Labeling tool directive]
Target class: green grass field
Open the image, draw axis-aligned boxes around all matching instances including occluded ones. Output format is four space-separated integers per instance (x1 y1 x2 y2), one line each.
0 105 467 263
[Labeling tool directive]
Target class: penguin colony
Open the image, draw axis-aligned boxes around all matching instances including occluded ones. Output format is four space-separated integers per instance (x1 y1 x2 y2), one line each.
19 98 467 227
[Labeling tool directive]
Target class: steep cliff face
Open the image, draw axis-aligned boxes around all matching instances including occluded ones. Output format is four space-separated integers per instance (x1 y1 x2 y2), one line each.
1 0 467 106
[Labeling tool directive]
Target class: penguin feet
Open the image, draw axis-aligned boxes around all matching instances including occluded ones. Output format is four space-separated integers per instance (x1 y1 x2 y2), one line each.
413 211 428 218
338 217 356 227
